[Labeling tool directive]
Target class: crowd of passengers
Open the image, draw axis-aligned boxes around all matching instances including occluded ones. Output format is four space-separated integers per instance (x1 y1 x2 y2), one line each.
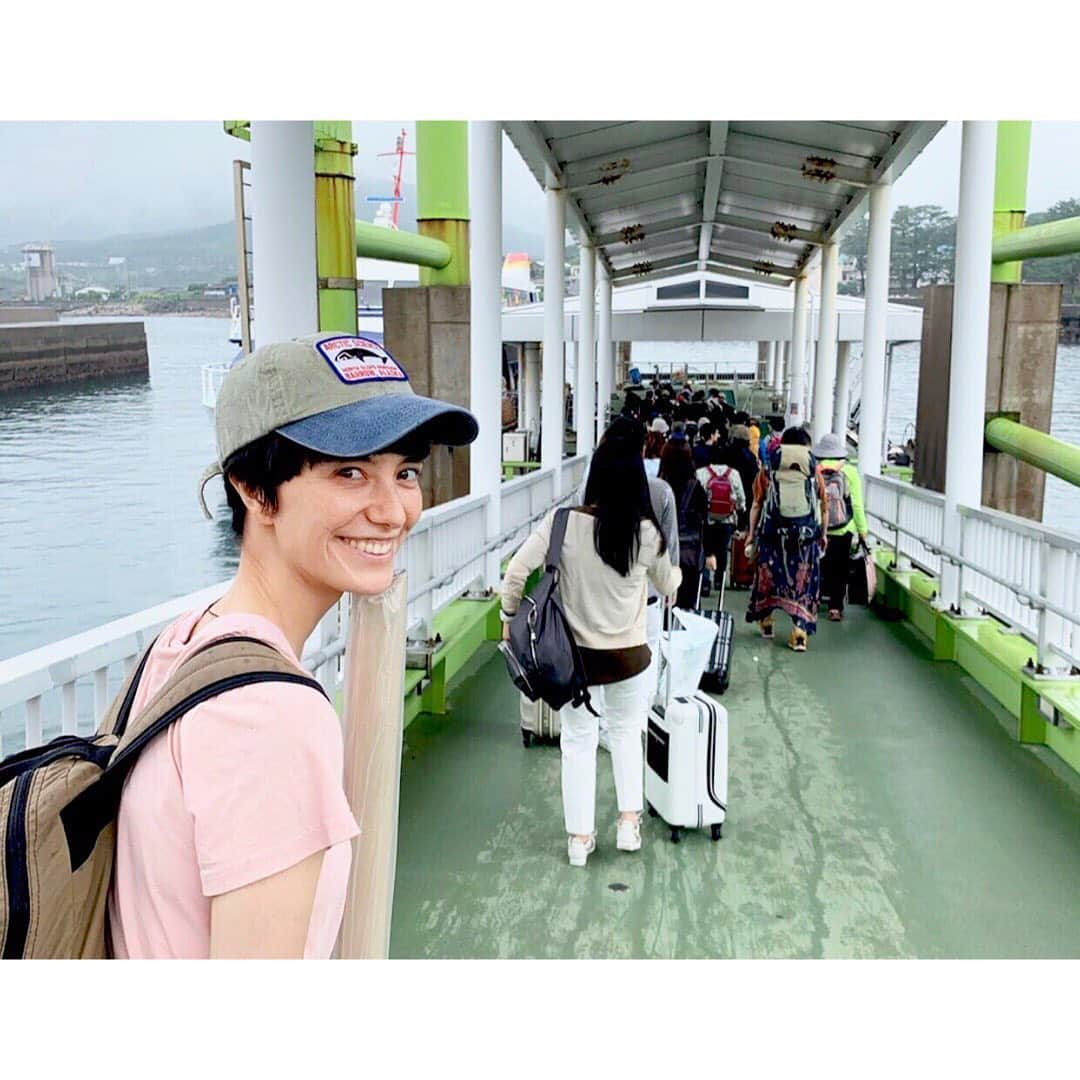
500 378 869 868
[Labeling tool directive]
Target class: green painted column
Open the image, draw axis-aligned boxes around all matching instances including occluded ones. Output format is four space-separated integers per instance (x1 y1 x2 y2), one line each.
314 120 358 333
991 121 1032 284
416 121 469 286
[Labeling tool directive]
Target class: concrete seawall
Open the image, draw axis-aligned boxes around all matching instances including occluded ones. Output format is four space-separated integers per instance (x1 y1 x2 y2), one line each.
0 306 59 325
0 321 149 393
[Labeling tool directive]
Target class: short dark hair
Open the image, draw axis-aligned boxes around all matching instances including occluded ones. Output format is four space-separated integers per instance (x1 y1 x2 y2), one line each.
781 425 813 447
222 430 431 539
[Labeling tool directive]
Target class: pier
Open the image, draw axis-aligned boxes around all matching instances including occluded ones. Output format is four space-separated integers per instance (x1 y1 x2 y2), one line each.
1 119 1078 959
0 319 148 392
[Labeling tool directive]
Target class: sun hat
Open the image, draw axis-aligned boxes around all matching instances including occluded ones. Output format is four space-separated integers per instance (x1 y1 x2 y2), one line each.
811 432 849 460
649 416 670 435
198 332 479 518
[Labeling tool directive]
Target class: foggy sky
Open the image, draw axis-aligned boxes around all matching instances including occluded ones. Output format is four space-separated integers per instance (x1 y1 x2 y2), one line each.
2 120 1078 248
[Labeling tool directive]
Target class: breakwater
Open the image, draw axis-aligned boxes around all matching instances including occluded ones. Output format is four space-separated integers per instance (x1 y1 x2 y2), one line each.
0 320 149 392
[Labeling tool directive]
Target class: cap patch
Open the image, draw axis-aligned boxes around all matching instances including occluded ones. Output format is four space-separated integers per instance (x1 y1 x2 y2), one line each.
315 336 409 385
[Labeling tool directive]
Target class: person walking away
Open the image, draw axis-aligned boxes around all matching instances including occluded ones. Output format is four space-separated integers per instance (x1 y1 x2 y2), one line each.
746 415 762 463
502 439 681 867
577 415 680 723
718 423 759 534
693 421 718 468
744 426 828 651
645 418 668 477
659 436 714 611
111 334 478 957
698 452 745 593
812 432 868 621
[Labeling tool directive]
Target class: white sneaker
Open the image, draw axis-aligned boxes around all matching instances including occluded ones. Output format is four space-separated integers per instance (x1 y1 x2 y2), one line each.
616 817 642 852
567 834 596 867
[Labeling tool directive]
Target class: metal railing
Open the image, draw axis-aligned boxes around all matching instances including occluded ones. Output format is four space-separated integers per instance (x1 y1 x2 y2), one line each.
864 475 1080 671
0 456 589 756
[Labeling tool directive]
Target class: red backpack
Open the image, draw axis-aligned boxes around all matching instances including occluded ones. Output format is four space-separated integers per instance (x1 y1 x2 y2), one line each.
704 465 735 519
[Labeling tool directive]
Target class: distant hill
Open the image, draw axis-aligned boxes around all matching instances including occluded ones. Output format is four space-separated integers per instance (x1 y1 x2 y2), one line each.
1 190 545 292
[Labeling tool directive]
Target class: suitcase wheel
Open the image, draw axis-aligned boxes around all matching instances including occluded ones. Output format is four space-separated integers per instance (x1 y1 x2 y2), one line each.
646 803 658 818
670 826 683 844
710 823 723 842
521 729 533 748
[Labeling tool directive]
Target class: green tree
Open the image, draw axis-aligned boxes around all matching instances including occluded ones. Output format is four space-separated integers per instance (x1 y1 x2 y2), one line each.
1021 198 1080 303
840 212 869 295
890 205 955 290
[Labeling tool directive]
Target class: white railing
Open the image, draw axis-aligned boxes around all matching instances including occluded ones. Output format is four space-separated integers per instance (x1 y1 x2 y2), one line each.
864 475 1080 672
864 477 945 577
200 363 228 410
0 458 588 756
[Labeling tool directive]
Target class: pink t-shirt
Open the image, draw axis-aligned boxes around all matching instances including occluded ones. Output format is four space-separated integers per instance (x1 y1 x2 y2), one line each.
108 608 360 959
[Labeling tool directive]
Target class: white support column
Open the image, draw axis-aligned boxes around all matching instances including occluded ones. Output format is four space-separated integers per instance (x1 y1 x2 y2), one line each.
860 181 892 480
542 166 566 492
786 276 809 427
515 344 526 429
577 242 597 457
250 121 318 346
597 265 613 439
779 340 791 395
756 341 770 383
812 241 840 440
833 340 853 433
942 121 996 613
523 343 541 453
468 121 502 588
766 341 778 388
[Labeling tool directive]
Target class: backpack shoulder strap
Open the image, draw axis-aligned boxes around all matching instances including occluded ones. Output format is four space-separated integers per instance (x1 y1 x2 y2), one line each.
545 507 572 573
60 637 328 872
98 634 161 738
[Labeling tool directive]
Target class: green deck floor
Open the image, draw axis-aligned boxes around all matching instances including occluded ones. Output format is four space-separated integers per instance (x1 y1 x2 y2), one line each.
389 601 1080 959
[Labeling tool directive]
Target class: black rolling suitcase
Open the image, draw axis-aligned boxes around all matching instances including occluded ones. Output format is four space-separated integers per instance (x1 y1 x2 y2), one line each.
698 571 734 695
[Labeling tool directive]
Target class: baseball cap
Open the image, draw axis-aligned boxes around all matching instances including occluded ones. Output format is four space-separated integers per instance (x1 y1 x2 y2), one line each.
198 332 478 518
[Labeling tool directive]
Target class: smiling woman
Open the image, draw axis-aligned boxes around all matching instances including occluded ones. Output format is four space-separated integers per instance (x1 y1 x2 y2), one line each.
101 332 478 959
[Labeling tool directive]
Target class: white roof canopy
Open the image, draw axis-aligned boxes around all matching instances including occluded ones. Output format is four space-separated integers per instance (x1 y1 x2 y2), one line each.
503 121 943 286
502 268 922 344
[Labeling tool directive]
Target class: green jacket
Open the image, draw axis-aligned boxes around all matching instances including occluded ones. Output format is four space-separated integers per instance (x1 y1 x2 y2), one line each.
820 459 867 538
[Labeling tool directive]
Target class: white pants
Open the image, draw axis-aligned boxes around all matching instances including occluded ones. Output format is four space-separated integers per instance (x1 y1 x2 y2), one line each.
560 670 650 836
600 602 662 739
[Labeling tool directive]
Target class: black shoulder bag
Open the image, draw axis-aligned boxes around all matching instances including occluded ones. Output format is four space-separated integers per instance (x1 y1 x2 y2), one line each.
499 508 598 716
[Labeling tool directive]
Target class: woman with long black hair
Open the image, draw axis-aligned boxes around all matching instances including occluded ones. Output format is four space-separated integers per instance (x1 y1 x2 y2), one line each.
501 439 682 867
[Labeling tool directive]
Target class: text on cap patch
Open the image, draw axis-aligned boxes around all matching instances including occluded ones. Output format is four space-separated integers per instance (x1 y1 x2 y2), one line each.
316 336 409 385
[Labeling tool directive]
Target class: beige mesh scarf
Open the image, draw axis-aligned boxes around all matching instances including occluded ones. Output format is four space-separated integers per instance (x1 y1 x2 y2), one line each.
335 571 408 959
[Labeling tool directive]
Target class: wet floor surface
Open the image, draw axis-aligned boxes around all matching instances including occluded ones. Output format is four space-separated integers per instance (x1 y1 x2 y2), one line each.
389 602 1080 959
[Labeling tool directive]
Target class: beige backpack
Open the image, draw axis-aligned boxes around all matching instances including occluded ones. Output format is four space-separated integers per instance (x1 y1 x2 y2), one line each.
0 634 327 959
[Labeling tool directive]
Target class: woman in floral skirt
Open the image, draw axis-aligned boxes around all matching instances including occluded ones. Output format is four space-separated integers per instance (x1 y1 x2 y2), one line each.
744 426 828 652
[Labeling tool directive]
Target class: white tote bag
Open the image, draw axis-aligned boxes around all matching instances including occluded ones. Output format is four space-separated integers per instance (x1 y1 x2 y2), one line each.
658 607 719 704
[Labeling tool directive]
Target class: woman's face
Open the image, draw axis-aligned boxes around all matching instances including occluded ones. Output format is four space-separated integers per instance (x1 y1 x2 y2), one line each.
268 451 425 597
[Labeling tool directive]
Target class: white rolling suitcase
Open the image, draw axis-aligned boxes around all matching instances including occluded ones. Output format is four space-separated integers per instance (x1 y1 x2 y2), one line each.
646 606 728 842
645 692 728 842
519 693 560 747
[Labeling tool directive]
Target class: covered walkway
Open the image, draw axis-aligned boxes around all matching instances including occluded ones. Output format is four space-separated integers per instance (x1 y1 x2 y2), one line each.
390 601 1080 959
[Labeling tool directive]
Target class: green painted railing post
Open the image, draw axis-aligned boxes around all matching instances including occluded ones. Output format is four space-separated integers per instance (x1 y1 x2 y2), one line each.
416 121 470 286
991 121 1031 284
